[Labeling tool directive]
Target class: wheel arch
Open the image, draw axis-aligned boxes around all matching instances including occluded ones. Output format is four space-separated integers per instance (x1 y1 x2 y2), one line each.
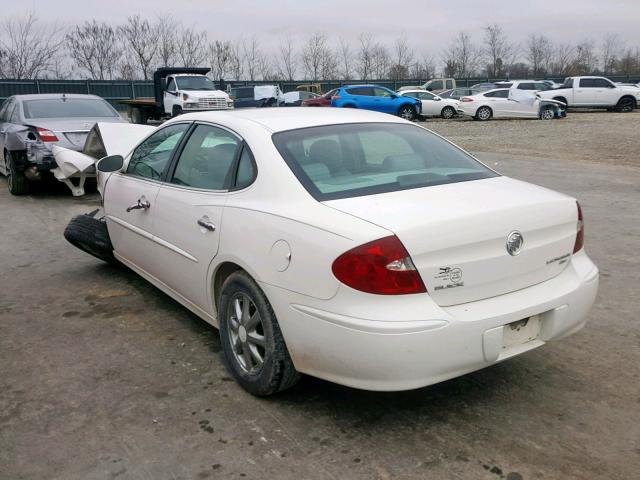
618 95 637 107
553 96 568 105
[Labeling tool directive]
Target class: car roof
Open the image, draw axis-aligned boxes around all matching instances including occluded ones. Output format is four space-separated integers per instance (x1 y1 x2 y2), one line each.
341 84 385 89
11 93 105 101
172 107 408 133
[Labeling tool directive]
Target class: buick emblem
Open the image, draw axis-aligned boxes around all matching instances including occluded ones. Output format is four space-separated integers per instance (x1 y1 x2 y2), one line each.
506 231 524 256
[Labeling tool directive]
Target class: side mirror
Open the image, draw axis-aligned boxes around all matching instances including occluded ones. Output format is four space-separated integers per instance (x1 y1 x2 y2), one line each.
391 93 398 99
97 155 124 173
434 97 441 101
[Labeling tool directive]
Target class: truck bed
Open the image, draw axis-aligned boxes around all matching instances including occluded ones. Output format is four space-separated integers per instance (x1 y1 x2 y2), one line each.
119 98 158 106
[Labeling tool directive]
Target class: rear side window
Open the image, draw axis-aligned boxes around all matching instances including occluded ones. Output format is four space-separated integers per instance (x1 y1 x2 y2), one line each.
429 80 443 90
579 78 596 88
273 123 497 201
517 83 534 90
171 124 240 190
346 87 374 96
127 123 189 180
594 78 613 88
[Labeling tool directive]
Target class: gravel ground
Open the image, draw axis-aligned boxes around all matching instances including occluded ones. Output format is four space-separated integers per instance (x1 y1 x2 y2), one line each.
420 110 640 167
1 112 639 480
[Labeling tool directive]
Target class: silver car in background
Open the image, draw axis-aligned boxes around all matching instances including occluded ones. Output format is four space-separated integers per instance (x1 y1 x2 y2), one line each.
0 94 125 195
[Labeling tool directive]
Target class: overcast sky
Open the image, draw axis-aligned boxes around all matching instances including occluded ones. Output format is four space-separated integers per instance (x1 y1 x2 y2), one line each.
7 0 640 55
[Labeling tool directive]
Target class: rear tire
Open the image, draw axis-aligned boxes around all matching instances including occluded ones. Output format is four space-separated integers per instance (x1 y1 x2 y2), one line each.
5 151 29 196
219 271 300 396
131 107 147 125
616 96 636 112
440 106 456 119
398 105 416 121
64 213 117 264
476 106 492 121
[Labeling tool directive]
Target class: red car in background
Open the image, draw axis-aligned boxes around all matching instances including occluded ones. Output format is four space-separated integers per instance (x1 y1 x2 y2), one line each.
301 88 338 107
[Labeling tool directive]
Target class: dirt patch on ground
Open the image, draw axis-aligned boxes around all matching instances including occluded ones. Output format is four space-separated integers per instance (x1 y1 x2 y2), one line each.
420 110 640 168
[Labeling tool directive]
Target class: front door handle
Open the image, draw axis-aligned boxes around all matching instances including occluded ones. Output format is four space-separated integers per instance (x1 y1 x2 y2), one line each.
126 198 150 212
197 217 216 231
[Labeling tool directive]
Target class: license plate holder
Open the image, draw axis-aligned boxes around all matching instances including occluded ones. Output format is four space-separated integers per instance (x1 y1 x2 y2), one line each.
502 315 541 351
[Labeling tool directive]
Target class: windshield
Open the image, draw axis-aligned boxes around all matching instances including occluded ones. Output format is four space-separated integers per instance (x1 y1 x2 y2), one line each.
273 123 498 201
175 76 216 91
23 98 119 119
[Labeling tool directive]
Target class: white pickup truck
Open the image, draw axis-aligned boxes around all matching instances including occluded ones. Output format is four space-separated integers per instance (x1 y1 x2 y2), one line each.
537 76 640 111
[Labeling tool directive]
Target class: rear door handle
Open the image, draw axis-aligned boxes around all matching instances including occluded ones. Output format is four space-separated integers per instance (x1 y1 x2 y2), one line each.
126 197 150 212
197 217 216 231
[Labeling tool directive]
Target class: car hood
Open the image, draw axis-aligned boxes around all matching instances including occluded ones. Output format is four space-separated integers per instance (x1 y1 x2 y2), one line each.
181 89 229 99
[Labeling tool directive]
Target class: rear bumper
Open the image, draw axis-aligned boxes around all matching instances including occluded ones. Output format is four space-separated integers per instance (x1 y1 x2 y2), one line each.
263 250 598 391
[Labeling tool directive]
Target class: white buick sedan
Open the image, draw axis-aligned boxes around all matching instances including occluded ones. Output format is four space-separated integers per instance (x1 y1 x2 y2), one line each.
68 108 599 396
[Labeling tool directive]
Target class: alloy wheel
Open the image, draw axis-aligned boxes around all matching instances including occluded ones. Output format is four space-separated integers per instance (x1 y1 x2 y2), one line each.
227 292 266 374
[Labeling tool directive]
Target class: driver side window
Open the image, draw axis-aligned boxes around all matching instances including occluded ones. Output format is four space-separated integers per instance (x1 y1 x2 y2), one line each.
166 78 176 92
127 123 189 180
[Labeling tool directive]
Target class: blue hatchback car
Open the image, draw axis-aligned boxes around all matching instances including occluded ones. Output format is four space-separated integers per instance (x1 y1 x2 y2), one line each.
331 85 421 120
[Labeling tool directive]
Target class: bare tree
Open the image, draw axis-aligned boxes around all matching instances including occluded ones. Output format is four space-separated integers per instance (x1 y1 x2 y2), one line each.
209 40 232 80
526 34 553 76
616 47 639 75
483 24 517 77
442 32 480 78
570 39 597 75
356 33 374 80
118 15 158 79
302 33 330 80
337 37 353 79
371 43 390 79
277 35 297 81
0 12 63 79
410 53 436 79
601 34 622 74
389 36 413 80
177 27 207 68
228 40 243 80
551 42 574 75
156 17 179 68
243 36 261 81
66 20 121 80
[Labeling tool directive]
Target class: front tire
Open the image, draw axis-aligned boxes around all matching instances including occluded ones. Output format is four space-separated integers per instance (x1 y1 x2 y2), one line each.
441 106 456 119
5 151 28 195
172 105 183 118
476 106 492 121
64 213 116 264
540 106 555 120
398 105 416 121
219 271 300 396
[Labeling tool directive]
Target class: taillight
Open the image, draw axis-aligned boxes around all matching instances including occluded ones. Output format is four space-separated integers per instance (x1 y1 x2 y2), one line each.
573 201 584 253
332 235 427 295
36 127 59 142
461 97 474 102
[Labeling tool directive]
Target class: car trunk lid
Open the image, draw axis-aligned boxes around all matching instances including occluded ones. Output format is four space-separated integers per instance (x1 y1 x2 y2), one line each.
324 176 578 306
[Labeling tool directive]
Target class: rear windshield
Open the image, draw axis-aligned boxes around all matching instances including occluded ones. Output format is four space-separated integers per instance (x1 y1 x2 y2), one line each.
23 98 119 119
272 123 498 201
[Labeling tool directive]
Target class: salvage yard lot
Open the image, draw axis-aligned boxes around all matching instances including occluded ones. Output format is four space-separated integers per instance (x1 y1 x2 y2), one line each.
1 111 639 480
